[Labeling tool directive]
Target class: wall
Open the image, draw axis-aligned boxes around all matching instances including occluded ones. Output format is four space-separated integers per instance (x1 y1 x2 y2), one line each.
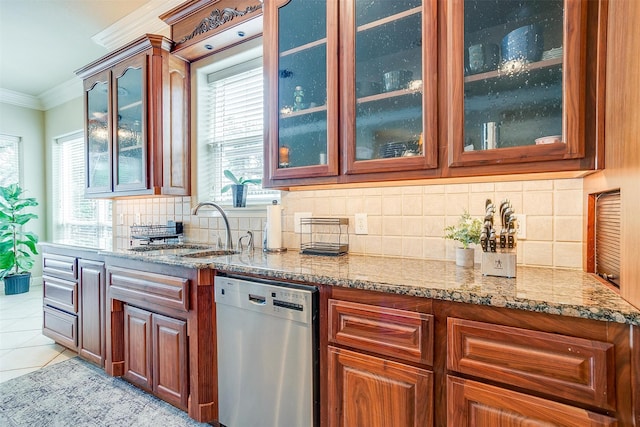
115 177 583 269
0 102 46 279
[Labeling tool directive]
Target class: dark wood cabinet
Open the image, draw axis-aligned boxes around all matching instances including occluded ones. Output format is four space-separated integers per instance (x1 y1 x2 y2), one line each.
76 34 190 198
328 346 433 427
41 245 105 367
264 0 606 188
123 304 188 410
78 259 106 366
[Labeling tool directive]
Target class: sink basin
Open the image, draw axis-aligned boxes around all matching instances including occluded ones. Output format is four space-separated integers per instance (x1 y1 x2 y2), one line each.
129 244 216 256
178 249 239 258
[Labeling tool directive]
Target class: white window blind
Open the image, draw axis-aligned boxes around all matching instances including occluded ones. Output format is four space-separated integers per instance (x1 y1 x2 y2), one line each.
0 134 21 187
199 58 279 205
52 132 112 249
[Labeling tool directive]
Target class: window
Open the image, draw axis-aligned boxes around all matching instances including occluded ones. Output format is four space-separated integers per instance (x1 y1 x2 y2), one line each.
52 132 112 249
197 53 279 206
0 134 21 187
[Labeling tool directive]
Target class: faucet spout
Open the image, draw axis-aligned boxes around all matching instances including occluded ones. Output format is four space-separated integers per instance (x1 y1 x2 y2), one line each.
193 202 233 250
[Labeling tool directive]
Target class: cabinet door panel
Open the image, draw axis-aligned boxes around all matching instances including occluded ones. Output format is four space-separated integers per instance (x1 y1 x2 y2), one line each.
112 55 147 192
85 70 112 194
43 306 77 350
446 0 589 168
43 276 77 314
265 0 339 181
124 305 153 391
343 0 438 174
152 313 188 410
447 376 617 427
328 346 433 427
78 260 105 366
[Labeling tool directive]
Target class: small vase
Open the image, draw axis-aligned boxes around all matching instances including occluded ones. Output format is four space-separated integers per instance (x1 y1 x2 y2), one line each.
455 247 475 268
231 184 247 208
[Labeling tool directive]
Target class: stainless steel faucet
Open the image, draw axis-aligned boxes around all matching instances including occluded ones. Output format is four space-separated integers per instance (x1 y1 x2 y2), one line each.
192 202 233 250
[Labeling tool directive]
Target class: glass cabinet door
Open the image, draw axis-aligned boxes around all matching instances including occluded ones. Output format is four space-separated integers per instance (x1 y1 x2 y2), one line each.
448 0 587 167
113 63 146 190
266 0 339 180
343 0 437 174
86 73 111 193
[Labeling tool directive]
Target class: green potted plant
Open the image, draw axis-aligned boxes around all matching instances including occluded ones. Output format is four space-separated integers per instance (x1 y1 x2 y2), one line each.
444 210 482 267
221 170 261 208
0 183 39 295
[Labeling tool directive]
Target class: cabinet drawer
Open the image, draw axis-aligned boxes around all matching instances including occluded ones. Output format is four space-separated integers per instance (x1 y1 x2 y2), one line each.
329 299 433 365
43 306 78 349
43 275 78 313
447 318 615 410
108 267 189 312
43 253 77 281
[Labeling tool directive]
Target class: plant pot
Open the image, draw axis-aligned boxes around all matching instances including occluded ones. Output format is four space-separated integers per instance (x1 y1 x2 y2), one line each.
3 272 31 295
455 247 475 268
231 184 247 208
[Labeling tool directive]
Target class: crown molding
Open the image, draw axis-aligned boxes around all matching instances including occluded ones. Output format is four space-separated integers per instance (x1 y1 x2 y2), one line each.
91 0 185 51
0 88 43 110
40 78 83 111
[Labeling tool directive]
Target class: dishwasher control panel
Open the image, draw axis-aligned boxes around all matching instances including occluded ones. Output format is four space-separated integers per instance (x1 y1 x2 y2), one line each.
215 276 316 325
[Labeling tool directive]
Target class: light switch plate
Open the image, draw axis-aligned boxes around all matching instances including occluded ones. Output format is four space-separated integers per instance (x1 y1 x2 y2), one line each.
294 212 312 233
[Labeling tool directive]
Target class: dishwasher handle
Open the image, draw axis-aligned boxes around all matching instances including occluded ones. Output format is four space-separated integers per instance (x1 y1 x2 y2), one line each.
248 293 266 305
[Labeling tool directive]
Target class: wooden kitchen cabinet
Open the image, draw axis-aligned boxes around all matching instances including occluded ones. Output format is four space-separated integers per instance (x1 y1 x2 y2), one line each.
76 34 190 198
41 245 105 367
443 0 605 175
325 288 434 426
263 0 437 187
123 304 188 410
264 0 605 188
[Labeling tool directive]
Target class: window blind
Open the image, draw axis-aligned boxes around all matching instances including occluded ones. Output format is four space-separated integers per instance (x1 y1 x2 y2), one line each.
0 134 21 187
52 132 112 249
200 59 279 205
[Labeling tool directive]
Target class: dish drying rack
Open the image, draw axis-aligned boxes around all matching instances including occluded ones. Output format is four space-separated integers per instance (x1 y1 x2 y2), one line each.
300 217 349 256
130 221 183 244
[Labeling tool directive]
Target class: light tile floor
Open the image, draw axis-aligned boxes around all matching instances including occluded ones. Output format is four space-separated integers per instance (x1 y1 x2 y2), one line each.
0 282 76 383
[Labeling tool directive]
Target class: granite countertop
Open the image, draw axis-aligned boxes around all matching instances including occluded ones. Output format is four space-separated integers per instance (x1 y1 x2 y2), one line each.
101 245 640 326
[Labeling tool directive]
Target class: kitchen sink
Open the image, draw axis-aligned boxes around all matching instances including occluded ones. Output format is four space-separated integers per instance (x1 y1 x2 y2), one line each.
129 244 216 256
178 249 239 258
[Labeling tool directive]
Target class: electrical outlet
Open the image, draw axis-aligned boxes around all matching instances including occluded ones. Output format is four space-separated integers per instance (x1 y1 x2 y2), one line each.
118 214 124 225
135 213 141 224
515 214 526 239
294 212 312 233
355 213 368 235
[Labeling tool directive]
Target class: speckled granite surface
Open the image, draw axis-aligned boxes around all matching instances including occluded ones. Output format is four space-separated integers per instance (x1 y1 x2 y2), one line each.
102 245 640 326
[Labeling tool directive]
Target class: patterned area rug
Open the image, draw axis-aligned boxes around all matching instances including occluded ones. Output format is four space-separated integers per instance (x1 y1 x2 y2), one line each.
0 357 211 426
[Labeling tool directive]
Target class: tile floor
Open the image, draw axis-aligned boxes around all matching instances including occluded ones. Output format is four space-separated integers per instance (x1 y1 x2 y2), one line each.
0 282 76 383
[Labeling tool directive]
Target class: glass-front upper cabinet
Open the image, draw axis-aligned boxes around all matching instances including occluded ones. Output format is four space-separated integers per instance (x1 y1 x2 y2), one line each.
447 0 589 168
342 0 437 174
265 0 339 181
113 62 146 192
86 71 111 194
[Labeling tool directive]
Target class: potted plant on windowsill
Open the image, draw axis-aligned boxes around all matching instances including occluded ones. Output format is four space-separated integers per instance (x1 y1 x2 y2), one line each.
444 210 482 268
0 184 39 295
221 170 262 208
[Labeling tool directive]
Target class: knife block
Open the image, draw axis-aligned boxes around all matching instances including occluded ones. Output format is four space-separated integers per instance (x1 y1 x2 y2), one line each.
482 251 516 278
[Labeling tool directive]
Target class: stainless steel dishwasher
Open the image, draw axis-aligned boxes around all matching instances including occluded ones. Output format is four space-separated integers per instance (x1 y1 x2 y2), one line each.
214 274 319 427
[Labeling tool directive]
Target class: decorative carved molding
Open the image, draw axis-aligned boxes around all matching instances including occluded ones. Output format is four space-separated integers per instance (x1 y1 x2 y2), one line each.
178 4 263 44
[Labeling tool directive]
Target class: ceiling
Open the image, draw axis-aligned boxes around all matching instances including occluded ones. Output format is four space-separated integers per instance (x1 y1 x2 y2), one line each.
0 0 183 106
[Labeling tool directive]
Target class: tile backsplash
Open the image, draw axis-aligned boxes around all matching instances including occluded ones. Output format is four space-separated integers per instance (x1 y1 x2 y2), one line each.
115 177 584 269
